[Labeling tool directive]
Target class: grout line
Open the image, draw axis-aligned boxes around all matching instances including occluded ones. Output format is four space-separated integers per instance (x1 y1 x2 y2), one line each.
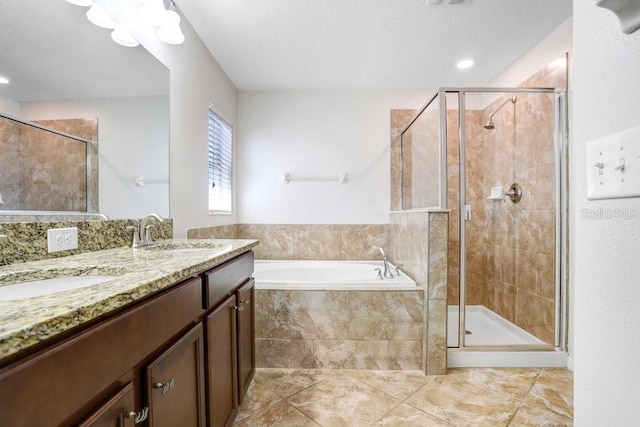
505 368 543 426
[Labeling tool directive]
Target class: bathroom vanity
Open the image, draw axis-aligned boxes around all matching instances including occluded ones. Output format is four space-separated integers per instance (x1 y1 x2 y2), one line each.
0 239 257 427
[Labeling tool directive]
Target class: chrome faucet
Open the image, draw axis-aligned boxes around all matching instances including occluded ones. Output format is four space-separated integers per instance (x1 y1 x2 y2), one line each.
127 214 165 248
92 213 109 220
370 246 395 279
140 213 164 246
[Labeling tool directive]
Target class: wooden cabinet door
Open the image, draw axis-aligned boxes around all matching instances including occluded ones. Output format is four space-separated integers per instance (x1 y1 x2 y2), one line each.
236 279 255 404
205 294 238 427
145 323 206 427
77 382 143 427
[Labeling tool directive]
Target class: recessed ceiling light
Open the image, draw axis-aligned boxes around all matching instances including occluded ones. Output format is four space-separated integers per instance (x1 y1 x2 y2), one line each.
456 59 475 69
0 76 9 84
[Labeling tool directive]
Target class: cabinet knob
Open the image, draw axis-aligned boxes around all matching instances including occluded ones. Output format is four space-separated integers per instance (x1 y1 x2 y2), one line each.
239 299 249 305
153 378 175 395
233 305 245 311
126 407 149 424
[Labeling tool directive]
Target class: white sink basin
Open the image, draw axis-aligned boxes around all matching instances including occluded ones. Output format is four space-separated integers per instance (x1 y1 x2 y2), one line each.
0 275 118 301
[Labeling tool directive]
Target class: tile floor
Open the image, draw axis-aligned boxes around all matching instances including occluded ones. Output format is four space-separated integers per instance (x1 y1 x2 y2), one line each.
234 368 573 426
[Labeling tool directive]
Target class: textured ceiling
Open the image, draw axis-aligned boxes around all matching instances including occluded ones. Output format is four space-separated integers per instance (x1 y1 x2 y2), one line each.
0 0 167 103
178 0 572 91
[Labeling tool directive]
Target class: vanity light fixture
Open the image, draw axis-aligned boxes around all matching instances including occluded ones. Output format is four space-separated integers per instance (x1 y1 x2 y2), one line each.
139 0 168 27
86 3 117 29
65 0 185 47
111 25 140 47
157 5 185 45
456 58 475 69
0 76 9 85
65 0 93 6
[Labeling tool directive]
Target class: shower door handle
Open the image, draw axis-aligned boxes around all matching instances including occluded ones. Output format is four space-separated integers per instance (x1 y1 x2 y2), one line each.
464 204 472 221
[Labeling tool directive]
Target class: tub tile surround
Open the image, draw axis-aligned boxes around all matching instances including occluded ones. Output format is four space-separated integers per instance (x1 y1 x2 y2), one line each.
0 219 173 266
256 289 424 370
187 223 390 260
389 211 449 375
234 367 573 426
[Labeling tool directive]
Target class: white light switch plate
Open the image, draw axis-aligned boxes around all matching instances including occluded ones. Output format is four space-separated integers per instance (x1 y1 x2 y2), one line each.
47 227 78 253
587 125 640 200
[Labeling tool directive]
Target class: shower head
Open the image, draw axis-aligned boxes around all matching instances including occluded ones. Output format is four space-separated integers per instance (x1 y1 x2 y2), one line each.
484 96 517 130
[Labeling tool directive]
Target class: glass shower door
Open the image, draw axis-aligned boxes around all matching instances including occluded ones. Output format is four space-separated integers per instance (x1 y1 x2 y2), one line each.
459 89 560 348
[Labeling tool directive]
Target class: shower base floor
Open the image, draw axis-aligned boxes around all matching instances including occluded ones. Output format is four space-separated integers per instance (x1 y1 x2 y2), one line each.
447 305 544 347
446 305 567 368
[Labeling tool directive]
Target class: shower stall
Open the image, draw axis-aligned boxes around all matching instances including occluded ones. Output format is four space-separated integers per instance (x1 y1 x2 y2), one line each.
400 86 568 366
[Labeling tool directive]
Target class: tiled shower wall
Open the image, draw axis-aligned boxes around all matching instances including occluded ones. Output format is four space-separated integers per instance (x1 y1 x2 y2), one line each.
0 117 98 212
470 61 566 344
392 57 566 345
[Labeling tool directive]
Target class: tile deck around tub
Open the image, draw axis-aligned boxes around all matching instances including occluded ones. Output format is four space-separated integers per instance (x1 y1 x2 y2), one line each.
234 367 573 426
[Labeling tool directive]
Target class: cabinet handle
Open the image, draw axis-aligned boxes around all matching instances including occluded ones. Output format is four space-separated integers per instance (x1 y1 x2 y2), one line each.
126 407 149 424
239 299 249 305
233 305 244 311
153 378 175 395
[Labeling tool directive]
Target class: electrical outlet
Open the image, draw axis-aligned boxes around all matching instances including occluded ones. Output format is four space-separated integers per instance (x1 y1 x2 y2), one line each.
47 227 78 253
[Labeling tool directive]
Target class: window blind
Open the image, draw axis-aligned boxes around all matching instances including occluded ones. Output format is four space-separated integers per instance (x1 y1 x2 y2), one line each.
208 109 233 214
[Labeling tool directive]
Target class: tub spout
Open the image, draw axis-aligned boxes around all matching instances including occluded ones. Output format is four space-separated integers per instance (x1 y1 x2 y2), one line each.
370 246 395 279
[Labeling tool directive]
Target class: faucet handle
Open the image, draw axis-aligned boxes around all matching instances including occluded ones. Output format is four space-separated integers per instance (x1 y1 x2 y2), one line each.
394 264 404 276
374 268 383 280
144 224 156 245
126 225 141 248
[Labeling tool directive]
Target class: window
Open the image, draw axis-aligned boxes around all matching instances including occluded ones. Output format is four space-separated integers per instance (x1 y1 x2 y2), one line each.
208 109 233 214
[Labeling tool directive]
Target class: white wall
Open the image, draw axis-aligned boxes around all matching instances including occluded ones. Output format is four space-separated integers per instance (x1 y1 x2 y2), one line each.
0 95 19 115
487 18 573 88
97 0 239 237
572 2 640 424
237 90 431 224
21 97 169 219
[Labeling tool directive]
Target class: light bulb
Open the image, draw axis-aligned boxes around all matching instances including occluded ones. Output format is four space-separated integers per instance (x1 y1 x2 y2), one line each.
111 26 140 47
86 3 117 29
157 10 185 44
0 76 9 84
456 59 475 69
139 0 167 27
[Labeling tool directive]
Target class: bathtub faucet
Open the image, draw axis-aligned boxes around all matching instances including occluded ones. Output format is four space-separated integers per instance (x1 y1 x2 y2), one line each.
370 246 395 279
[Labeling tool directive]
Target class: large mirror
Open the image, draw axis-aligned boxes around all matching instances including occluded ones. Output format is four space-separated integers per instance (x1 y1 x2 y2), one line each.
0 0 169 220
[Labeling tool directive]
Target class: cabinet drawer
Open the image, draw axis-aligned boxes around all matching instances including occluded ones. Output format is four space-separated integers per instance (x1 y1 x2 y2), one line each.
0 277 203 427
204 251 254 309
77 382 137 427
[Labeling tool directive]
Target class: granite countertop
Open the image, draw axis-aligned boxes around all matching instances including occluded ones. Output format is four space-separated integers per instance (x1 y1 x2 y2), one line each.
0 239 258 362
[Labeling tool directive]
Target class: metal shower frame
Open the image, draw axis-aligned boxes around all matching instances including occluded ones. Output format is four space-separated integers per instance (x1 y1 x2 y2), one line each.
433 87 568 353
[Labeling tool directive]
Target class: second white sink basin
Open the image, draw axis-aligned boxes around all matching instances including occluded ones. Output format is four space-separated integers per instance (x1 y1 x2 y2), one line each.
0 275 119 301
